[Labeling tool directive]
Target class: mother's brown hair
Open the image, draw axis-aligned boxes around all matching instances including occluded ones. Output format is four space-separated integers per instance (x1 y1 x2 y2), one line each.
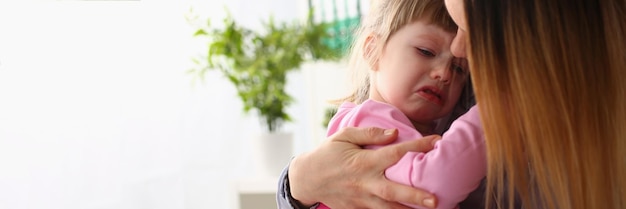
464 0 626 208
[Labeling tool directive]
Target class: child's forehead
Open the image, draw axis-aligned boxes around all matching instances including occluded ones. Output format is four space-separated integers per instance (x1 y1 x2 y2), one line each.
409 16 457 33
394 21 457 45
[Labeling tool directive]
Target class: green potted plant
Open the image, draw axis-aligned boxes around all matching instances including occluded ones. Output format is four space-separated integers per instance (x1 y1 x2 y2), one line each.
189 10 341 133
188 9 343 177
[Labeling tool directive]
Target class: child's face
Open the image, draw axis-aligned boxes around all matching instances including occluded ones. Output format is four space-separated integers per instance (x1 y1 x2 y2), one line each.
370 20 469 125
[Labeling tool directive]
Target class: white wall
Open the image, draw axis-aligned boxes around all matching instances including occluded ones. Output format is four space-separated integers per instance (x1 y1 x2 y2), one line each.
0 0 353 209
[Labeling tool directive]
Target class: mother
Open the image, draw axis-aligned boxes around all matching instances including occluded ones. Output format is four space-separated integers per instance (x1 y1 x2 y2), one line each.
278 0 626 208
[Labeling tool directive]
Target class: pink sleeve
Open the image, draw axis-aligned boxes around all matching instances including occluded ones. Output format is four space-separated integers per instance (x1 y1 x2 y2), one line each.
326 102 485 209
386 106 486 209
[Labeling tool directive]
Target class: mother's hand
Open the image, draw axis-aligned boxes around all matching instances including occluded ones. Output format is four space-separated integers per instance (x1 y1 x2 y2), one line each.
289 127 440 209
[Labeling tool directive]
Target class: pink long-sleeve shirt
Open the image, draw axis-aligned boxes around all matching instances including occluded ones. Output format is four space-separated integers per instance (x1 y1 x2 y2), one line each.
317 99 486 209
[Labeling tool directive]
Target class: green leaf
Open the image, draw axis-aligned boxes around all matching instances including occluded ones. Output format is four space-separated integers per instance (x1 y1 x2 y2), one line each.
189 6 347 132
193 29 207 36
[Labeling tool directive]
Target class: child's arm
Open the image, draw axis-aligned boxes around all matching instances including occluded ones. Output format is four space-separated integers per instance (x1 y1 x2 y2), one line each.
327 102 485 209
385 105 486 209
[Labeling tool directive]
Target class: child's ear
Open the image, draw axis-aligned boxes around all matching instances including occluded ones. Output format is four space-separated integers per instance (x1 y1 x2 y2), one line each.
363 35 379 71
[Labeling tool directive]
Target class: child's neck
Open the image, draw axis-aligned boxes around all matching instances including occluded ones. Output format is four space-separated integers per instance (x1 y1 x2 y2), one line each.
412 121 435 135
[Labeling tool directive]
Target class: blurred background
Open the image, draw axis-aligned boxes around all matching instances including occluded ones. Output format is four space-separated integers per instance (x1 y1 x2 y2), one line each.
0 0 369 208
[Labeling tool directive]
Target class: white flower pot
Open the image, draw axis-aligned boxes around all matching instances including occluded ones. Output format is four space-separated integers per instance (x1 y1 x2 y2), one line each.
251 132 294 178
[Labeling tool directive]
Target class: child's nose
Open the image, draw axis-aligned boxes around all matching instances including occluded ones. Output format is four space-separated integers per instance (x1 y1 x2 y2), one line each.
431 65 452 85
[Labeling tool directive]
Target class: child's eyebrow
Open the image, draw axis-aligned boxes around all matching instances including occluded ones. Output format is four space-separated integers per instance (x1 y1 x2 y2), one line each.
412 34 446 48
413 28 452 44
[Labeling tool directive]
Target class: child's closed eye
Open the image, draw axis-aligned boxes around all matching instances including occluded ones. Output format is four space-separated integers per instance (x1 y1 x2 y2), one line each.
452 64 466 74
416 48 435 57
451 58 469 74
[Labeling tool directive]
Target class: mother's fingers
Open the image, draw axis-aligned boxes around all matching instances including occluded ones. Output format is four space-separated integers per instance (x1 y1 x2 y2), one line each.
365 175 438 209
355 197 416 209
297 127 441 209
330 127 399 146
370 135 441 169
323 190 416 209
